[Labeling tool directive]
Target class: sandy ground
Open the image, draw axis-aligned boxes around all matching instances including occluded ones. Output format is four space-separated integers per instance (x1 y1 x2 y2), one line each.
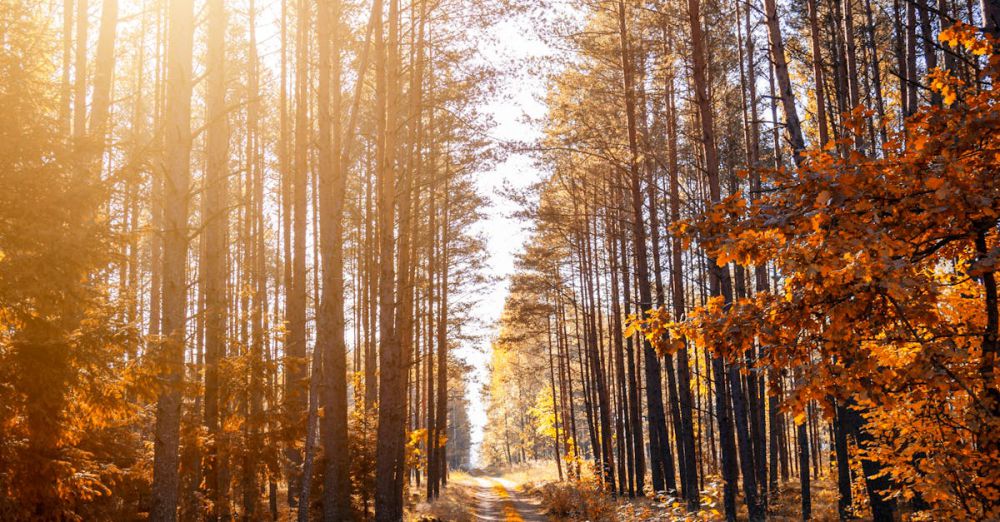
465 475 548 522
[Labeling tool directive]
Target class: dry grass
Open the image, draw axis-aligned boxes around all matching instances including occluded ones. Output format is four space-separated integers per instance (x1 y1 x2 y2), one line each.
410 463 565 520
494 461 617 521
506 463 843 522
486 460 565 493
407 471 477 522
409 462 844 521
766 477 840 521
611 476 841 521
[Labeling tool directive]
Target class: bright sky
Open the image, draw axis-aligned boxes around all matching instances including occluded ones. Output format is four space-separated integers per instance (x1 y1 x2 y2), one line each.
460 13 554 467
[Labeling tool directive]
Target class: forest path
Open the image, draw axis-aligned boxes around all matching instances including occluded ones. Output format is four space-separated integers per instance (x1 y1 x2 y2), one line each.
463 475 548 522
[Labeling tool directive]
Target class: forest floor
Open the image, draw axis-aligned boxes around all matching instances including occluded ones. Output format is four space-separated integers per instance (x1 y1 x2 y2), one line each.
603 477 842 521
411 465 554 521
412 462 842 521
465 474 548 521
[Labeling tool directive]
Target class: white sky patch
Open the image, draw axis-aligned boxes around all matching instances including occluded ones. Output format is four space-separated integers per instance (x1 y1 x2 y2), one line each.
460 12 553 467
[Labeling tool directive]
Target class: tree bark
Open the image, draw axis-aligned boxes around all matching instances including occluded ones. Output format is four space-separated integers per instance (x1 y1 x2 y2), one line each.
73 0 87 141
434 181 450 495
688 0 762 518
202 0 229 515
426 172 439 500
906 0 919 115
546 313 564 481
374 0 407 518
797 399 812 520
834 403 853 519
862 0 889 147
807 0 830 147
88 0 117 167
61 0 73 133
150 0 194 517
985 0 1000 35
243 4 264 514
616 0 672 494
917 0 941 105
667 73 699 508
975 226 1000 452
315 0 352 517
763 0 808 162
616 187 645 494
284 0 310 508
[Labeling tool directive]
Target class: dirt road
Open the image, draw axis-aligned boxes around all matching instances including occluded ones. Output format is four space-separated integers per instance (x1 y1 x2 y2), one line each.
467 476 548 522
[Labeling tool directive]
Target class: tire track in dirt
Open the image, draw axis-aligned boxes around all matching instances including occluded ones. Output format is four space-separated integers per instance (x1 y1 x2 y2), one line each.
470 476 547 521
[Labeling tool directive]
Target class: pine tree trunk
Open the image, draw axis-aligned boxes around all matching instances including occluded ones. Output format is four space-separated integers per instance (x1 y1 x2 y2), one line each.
203 0 229 515
616 0 671 493
807 0 830 147
426 180 438 500
576 187 616 491
315 0 352 517
974 226 1000 476
615 187 645 493
61 0 73 133
571 276 599 465
862 0 888 147
73 0 87 141
435 183 450 493
736 3 770 501
243 5 264 514
688 0 762 517
150 0 194 517
393 0 417 495
893 0 909 119
797 396 812 520
88 0 117 167
843 0 861 109
666 73 699 508
834 404 853 518
838 401 896 520
607 211 632 495
906 0 919 115
643 45 682 493
917 0 941 105
298 346 322 522
546 313 564 481
763 0 807 162
374 1 407 518
768 382 781 492
284 0 310 506
985 0 1000 35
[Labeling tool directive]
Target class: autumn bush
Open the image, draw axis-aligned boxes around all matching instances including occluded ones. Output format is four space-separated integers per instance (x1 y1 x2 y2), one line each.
535 475 616 521
632 24 1000 520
